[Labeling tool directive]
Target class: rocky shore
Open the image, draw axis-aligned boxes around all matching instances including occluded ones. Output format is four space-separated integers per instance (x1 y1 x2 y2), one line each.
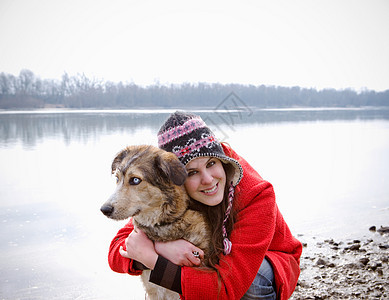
291 226 389 299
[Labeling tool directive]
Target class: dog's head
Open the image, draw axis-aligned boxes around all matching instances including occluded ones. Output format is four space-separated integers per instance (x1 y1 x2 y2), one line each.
100 145 188 224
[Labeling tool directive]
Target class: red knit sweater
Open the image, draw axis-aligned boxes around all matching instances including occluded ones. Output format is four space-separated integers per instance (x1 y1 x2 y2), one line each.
108 145 302 299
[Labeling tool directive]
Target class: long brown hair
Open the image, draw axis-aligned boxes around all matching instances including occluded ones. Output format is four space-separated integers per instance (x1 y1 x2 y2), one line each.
188 162 237 270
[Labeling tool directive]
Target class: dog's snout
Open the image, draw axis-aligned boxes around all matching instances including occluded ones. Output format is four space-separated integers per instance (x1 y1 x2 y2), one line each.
100 204 114 216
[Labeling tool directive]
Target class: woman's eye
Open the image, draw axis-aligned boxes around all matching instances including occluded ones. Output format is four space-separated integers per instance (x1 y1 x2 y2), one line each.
207 160 216 168
129 177 142 185
187 170 197 177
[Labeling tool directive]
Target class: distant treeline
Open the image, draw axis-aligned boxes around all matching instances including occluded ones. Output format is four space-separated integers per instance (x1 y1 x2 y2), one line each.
1 69 388 109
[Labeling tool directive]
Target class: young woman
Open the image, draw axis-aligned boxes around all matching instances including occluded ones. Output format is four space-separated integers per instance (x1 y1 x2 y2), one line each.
107 111 302 299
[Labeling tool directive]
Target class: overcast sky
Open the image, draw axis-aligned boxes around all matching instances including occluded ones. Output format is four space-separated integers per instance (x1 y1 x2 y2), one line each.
0 0 388 91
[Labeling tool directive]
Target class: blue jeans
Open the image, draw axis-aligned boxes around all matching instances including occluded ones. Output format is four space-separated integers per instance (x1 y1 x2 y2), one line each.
241 258 276 300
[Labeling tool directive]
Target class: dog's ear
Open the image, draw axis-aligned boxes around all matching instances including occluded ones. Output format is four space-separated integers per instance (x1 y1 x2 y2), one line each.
156 152 187 186
111 148 128 174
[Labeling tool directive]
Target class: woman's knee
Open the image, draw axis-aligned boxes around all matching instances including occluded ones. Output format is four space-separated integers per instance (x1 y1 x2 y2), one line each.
241 258 276 300
258 258 275 283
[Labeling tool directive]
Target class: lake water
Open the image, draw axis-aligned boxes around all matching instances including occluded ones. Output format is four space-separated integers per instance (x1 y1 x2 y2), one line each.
1 108 388 299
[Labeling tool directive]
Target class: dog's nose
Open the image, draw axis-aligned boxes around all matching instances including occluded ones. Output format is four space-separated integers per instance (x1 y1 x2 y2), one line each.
100 204 114 216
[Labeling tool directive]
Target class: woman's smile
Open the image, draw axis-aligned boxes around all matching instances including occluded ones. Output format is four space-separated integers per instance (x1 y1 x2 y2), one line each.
201 182 219 195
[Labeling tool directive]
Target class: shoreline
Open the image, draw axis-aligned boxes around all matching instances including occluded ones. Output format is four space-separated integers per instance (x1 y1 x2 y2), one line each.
291 226 389 299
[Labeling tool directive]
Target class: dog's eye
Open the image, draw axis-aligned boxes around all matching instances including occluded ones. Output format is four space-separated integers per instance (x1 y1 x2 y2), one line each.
129 177 142 185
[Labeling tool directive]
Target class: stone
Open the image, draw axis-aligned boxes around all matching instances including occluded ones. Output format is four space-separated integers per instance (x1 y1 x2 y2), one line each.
349 244 361 251
368 261 382 271
316 258 327 266
377 226 389 234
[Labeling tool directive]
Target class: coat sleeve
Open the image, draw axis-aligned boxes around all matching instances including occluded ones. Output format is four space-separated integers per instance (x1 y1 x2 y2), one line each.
181 155 278 299
108 219 143 276
266 208 302 300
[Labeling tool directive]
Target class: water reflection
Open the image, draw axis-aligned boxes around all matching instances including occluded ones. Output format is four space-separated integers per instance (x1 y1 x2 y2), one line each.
0 112 168 148
1 108 388 148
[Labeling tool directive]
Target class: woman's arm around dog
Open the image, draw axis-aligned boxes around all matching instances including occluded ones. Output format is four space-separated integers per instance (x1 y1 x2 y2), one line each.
108 219 202 273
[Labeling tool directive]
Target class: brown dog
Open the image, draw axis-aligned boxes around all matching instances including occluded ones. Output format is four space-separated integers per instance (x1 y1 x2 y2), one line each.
100 145 210 300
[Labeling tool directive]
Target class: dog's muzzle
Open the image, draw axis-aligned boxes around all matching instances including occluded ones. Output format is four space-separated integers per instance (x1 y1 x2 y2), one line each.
100 204 114 216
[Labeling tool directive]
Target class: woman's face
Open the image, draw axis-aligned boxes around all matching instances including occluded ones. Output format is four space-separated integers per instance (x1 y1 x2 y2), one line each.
184 157 226 206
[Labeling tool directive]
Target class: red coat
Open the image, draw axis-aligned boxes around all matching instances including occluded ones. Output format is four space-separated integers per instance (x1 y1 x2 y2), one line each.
108 144 302 300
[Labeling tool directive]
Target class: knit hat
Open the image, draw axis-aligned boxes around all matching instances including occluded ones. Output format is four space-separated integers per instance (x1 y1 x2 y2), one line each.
157 111 243 187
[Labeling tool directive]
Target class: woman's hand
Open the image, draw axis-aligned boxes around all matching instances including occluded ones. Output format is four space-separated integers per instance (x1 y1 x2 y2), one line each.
155 239 204 267
119 226 158 270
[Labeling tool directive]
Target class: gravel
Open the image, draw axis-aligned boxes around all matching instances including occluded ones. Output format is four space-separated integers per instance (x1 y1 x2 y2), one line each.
291 226 389 299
